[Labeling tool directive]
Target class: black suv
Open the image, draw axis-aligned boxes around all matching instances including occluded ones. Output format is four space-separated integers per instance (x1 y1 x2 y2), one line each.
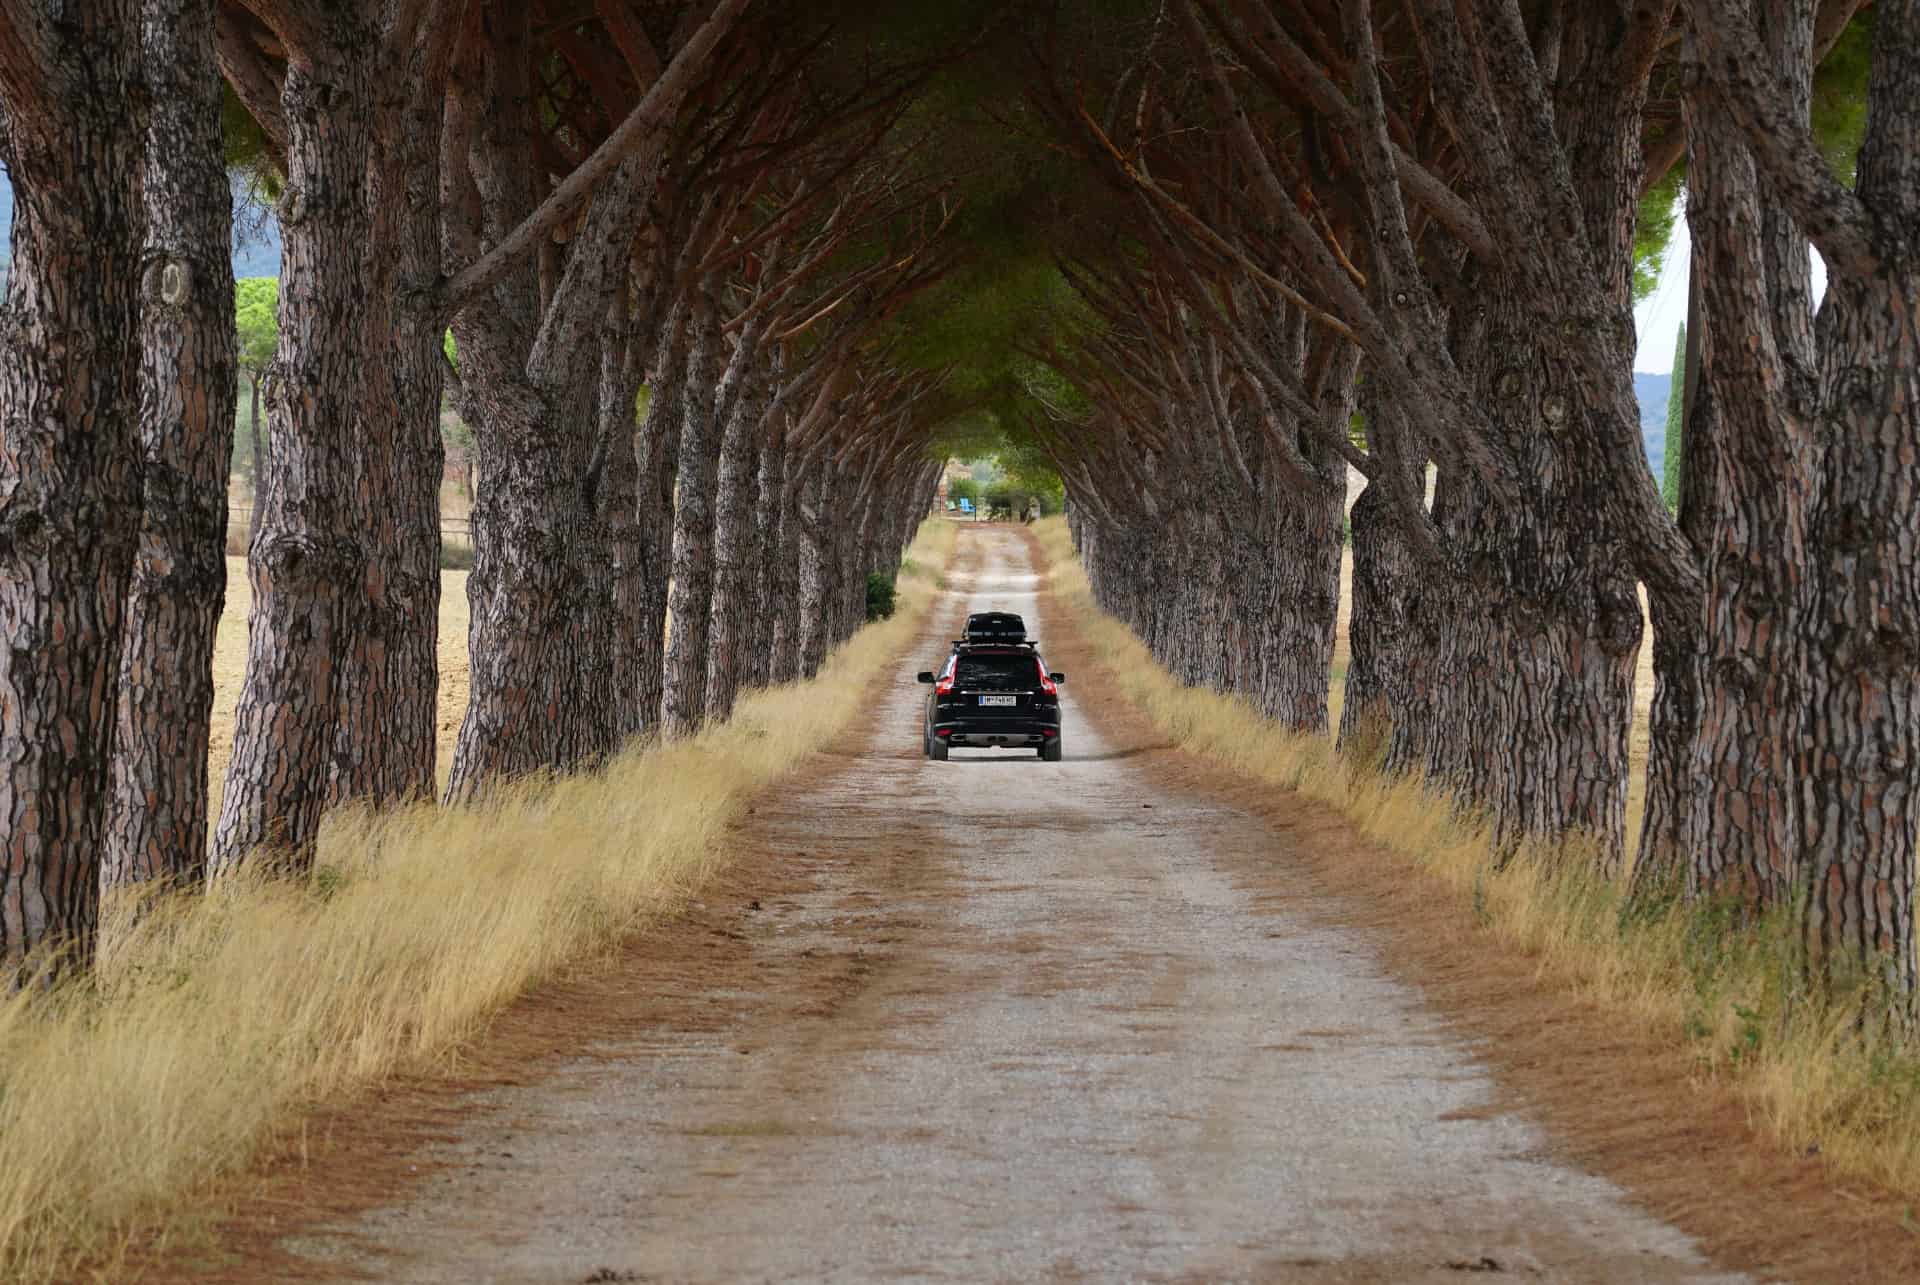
918 631 1067 761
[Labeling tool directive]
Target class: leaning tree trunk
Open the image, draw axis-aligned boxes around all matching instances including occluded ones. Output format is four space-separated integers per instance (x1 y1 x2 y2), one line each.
447 59 676 793
660 289 726 738
104 0 238 892
0 0 147 966
214 15 375 870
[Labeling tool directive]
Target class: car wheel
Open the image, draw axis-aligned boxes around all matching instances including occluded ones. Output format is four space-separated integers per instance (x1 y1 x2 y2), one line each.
1041 737 1062 762
929 736 950 761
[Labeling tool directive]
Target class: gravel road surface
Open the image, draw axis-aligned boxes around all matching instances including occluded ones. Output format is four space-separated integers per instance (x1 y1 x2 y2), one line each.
282 528 1741 1284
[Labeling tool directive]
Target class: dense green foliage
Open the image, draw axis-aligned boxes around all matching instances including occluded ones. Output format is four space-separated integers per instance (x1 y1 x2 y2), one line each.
865 570 898 621
1634 168 1685 302
235 276 277 374
1813 14 1873 186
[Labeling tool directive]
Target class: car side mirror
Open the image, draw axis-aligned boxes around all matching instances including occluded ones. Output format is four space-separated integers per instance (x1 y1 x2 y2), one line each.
1049 672 1066 684
916 671 936 684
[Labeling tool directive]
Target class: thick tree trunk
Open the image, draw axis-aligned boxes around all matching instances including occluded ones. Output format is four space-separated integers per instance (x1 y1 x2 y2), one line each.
1798 278 1920 995
704 360 772 723
767 436 805 685
631 316 687 737
1258 473 1343 732
796 463 834 678
603 284 654 745
660 289 725 738
104 0 237 891
1340 479 1420 758
447 30 677 792
0 0 147 964
747 415 789 689
214 16 375 870
1637 24 1815 900
331 14 454 808
444 364 589 796
1411 282 1640 860
1793 3 1920 995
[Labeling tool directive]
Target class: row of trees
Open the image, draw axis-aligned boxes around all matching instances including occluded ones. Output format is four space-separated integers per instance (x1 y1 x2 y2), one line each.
1024 0 1919 996
0 0 969 971
1 0 1915 1008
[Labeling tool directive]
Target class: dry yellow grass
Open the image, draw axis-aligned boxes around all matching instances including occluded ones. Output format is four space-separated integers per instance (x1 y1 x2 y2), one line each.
0 518 956 1282
1038 516 1920 1203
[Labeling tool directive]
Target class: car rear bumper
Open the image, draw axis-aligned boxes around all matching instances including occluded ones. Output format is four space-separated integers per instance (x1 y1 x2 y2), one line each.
932 714 1060 748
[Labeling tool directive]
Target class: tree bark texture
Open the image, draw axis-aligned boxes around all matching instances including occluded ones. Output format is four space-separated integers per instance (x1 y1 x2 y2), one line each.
1436 295 1642 858
214 10 379 870
631 315 687 737
795 460 834 679
331 4 457 809
660 289 725 738
603 281 656 744
446 13 682 793
0 0 148 965
704 346 774 724
1794 0 1920 992
748 410 789 689
104 0 238 892
1637 9 1817 902
1340 474 1424 759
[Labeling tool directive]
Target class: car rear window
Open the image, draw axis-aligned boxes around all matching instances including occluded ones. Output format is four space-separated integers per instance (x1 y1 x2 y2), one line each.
954 655 1035 688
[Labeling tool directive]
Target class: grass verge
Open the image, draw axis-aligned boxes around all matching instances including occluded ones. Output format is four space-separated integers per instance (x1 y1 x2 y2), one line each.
1035 516 1920 1202
0 518 956 1282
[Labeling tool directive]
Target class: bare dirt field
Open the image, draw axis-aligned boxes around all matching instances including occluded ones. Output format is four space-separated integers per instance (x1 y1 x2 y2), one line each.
136 526 1863 1285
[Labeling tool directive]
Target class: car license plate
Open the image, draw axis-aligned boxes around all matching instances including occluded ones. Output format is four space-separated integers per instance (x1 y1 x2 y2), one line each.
979 694 1017 707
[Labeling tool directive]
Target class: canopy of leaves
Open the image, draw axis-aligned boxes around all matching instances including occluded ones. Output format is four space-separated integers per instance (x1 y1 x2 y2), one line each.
1812 13 1873 186
235 277 278 376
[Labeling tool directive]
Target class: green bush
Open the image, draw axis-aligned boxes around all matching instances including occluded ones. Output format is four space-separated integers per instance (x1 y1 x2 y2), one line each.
865 570 897 621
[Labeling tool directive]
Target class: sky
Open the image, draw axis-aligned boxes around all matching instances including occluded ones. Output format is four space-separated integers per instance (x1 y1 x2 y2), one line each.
1633 200 1829 373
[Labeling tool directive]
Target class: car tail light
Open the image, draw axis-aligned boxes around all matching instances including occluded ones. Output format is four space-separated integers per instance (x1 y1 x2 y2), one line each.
1035 659 1057 695
935 660 956 695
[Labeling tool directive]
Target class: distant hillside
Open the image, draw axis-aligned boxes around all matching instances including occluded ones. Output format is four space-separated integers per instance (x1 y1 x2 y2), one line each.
1634 371 1671 477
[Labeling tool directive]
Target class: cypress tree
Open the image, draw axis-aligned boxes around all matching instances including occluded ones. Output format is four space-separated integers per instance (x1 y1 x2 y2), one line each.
1661 322 1686 510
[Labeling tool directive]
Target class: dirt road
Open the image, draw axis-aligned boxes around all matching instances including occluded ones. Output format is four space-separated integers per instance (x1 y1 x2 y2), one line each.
276 528 1739 1283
